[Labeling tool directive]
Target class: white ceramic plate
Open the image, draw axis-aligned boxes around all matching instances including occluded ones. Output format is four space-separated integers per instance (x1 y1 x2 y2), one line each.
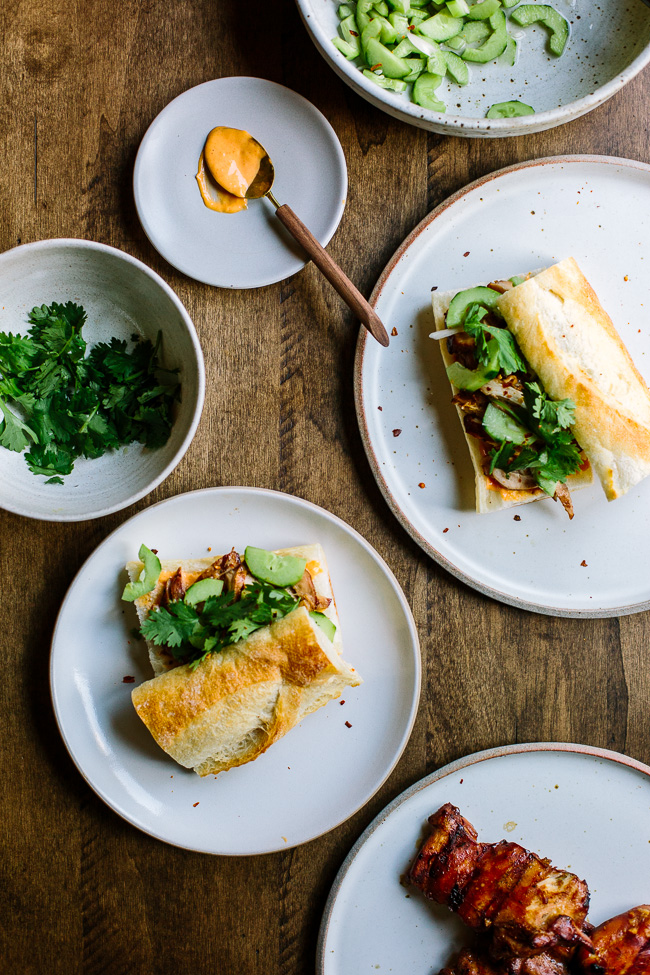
50 487 420 854
355 154 650 617
317 742 650 975
0 239 204 522
296 1 650 137
134 77 347 288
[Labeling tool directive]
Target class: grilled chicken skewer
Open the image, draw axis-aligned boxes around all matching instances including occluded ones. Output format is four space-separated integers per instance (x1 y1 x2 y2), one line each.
409 804 592 963
578 905 650 974
439 946 568 975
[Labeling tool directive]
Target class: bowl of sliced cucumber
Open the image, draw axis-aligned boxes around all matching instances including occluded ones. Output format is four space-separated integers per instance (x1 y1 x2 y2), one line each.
295 0 650 136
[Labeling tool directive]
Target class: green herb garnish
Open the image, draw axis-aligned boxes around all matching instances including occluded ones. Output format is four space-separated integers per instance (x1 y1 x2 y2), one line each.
140 581 299 668
0 301 180 481
463 306 528 376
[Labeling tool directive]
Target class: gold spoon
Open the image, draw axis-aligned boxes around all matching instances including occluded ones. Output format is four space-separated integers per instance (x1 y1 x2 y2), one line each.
243 137 390 348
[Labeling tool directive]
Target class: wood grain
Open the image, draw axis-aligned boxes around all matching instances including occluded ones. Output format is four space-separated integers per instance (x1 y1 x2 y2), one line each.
1 1 650 973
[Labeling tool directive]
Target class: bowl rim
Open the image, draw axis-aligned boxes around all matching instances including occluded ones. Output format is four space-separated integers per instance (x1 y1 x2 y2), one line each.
295 0 650 135
0 237 206 522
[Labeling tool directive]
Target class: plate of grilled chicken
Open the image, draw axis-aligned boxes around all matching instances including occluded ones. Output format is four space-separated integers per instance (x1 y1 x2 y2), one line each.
317 742 650 974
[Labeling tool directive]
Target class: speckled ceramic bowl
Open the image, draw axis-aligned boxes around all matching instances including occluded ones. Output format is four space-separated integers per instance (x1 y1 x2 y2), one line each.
0 239 205 521
295 0 650 137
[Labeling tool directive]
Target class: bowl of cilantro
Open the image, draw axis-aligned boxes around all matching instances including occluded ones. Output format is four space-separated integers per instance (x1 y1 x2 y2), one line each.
0 238 205 521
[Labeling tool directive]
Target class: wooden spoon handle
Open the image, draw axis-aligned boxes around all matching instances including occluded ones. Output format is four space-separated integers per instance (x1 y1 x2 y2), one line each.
274 203 390 348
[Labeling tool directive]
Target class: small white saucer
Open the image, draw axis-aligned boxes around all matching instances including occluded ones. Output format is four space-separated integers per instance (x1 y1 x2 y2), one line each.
134 77 348 289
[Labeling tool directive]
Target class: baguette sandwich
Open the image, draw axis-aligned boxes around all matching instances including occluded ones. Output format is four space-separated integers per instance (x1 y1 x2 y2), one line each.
432 257 650 517
122 543 360 776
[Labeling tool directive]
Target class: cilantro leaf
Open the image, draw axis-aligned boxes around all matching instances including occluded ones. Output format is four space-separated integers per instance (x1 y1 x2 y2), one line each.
0 399 37 452
464 316 528 375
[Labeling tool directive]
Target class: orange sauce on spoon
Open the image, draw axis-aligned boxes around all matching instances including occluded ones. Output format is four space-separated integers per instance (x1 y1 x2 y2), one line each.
195 126 266 214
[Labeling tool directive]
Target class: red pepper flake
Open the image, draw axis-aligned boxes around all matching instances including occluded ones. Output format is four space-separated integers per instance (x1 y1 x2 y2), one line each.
624 275 629 282
370 62 382 71
391 326 398 336
580 560 588 567
207 546 212 552
460 778 463 784
151 548 158 554
431 286 438 291
393 429 402 437
340 700 346 705
463 251 470 257
418 482 426 488
514 515 521 521
443 527 449 533
122 675 135 683
345 721 352 728
378 406 383 411
350 29 359 35
193 801 200 807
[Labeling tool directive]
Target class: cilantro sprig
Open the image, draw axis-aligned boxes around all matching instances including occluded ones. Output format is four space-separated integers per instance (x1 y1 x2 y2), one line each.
140 582 299 668
486 383 582 495
0 302 180 482
463 304 528 376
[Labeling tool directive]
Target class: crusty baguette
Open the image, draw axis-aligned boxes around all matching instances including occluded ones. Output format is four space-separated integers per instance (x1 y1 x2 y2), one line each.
131 606 361 776
496 257 650 500
126 543 340 675
432 284 592 513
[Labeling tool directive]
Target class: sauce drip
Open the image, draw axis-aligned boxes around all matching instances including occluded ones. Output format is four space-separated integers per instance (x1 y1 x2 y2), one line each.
195 151 246 214
195 126 266 213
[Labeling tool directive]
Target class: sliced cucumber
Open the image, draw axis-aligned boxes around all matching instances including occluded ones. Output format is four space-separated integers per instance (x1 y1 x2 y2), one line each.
244 546 307 587
417 11 463 41
486 99 534 118
466 0 501 20
184 578 224 606
310 611 337 642
445 286 501 327
444 49 470 84
413 71 446 111
510 3 569 56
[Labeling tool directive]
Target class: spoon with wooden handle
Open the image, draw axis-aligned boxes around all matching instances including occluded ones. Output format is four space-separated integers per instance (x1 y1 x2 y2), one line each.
245 140 390 348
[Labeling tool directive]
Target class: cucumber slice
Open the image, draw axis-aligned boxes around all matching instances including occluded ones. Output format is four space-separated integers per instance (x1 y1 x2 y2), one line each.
374 0 390 15
386 0 410 12
502 0 520 5
498 35 517 66
244 546 307 587
417 11 463 41
338 4 355 18
403 59 426 82
446 361 498 391
339 14 361 54
333 37 360 59
444 49 470 84
466 0 501 19
426 46 448 76
413 71 446 111
363 69 409 90
446 0 470 15
122 544 162 602
482 402 530 444
458 20 491 44
446 286 501 327
444 34 466 52
486 99 534 118
510 4 569 56
310 611 337 642
364 36 411 76
462 9 507 61
184 578 224 606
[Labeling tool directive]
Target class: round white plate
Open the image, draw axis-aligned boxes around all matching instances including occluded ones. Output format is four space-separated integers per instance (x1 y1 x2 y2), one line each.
133 77 347 288
317 742 650 975
356 154 650 617
295 1 650 137
50 487 420 854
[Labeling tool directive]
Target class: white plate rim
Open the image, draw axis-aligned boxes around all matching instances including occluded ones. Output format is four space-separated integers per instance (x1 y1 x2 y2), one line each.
49 485 421 854
0 237 206 522
354 153 650 619
316 740 650 973
294 0 650 137
133 76 348 289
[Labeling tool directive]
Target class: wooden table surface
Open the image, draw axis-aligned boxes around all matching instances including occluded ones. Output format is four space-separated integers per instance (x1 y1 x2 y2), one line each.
2 2 650 973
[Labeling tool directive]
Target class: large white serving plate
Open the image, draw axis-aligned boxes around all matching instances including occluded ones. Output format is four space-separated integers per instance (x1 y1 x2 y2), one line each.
317 743 650 975
50 487 420 854
355 155 650 617
134 77 347 288
295 1 650 137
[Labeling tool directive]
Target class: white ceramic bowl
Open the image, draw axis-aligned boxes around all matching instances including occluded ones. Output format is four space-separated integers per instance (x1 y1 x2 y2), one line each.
295 1 650 137
0 239 205 521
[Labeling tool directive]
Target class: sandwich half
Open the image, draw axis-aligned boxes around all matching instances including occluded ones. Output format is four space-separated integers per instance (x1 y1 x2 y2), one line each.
123 543 361 776
432 261 594 517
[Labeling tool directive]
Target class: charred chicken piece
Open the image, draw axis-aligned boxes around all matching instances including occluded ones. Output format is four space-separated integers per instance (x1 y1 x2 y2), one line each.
162 566 188 607
409 804 591 962
198 548 247 598
577 905 650 974
291 568 331 612
439 947 567 975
